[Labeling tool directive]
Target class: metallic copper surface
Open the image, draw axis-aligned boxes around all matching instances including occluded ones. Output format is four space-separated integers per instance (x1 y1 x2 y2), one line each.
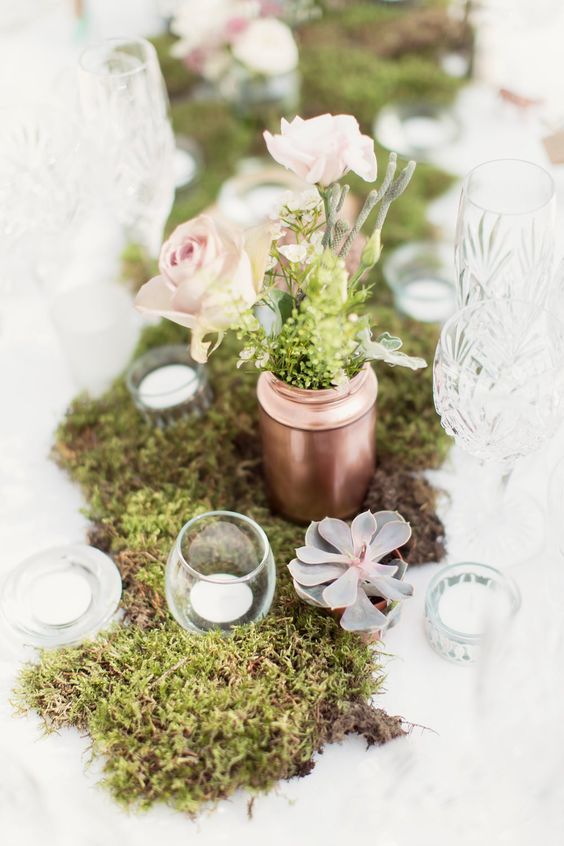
256 365 378 523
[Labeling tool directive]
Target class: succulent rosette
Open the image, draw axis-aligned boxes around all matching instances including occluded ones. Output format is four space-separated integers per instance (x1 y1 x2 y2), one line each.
289 510 413 632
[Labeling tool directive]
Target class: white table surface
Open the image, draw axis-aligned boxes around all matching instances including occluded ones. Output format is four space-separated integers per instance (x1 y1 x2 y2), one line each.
2 3 564 845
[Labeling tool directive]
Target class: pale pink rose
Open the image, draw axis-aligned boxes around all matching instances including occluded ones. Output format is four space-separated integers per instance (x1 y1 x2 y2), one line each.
264 114 377 187
135 215 273 362
231 18 298 76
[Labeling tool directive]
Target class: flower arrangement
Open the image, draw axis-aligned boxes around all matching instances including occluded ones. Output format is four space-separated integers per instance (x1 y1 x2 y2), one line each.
136 112 426 390
170 0 299 86
289 509 414 633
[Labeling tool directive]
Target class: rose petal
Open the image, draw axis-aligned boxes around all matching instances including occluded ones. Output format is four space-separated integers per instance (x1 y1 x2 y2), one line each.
288 558 347 587
296 546 351 566
135 275 197 329
322 567 359 609
340 590 387 633
317 517 354 555
368 520 412 561
350 510 377 553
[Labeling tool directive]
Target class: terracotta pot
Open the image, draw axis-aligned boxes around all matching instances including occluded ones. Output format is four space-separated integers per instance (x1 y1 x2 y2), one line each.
256 364 378 523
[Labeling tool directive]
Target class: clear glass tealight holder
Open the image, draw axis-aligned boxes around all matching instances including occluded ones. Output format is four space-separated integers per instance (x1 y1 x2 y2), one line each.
424 562 521 664
383 240 456 323
126 344 212 427
165 511 276 635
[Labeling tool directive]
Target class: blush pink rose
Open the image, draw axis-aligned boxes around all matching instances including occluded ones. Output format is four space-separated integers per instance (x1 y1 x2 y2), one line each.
135 215 273 362
264 114 377 187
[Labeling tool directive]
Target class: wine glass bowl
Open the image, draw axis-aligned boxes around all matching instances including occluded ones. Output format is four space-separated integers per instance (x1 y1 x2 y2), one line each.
434 299 564 467
455 159 556 308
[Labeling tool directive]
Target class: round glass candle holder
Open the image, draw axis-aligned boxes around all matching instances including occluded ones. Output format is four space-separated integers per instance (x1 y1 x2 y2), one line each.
165 511 276 635
217 162 306 227
0 545 122 649
424 562 521 664
383 240 456 323
126 344 212 427
174 135 203 192
373 101 460 161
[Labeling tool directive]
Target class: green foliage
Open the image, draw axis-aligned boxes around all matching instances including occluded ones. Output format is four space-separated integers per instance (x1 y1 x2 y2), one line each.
20 0 457 818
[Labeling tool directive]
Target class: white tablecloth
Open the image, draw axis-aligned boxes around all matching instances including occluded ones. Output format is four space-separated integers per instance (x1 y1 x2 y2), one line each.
2 3 564 844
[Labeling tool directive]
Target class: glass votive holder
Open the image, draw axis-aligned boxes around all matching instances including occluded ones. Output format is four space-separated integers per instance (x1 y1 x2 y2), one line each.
51 282 137 397
383 240 456 323
0 545 122 649
373 100 460 161
165 511 276 635
217 161 305 227
424 562 521 664
174 134 203 193
126 344 212 427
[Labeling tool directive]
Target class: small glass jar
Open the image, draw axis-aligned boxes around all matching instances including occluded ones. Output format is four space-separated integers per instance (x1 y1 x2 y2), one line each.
383 240 456 323
165 511 276 635
424 562 521 664
220 69 300 120
126 344 212 427
373 100 460 161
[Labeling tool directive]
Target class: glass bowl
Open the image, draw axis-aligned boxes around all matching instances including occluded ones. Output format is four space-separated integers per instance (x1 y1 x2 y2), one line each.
383 240 456 323
165 511 276 635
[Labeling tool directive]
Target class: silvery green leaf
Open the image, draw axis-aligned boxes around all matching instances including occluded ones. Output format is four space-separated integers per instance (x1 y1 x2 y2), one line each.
368 520 412 561
288 559 347 586
351 510 377 551
373 511 404 531
340 590 388 632
318 517 354 555
363 575 413 602
375 331 403 351
305 520 338 553
293 580 331 608
296 546 350 565
322 567 359 609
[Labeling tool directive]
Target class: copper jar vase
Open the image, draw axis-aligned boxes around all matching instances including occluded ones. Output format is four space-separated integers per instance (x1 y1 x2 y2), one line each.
256 364 378 523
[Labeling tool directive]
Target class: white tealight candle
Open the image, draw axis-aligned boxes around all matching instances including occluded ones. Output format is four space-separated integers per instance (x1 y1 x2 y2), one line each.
398 276 455 322
403 116 447 149
138 364 199 410
30 570 93 626
190 573 253 624
438 581 511 636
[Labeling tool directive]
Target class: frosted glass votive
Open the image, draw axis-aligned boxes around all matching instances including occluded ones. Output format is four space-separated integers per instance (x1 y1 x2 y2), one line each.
51 283 136 397
424 562 521 664
126 344 212 427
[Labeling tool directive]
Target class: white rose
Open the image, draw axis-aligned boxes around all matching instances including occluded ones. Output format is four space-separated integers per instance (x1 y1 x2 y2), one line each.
231 18 299 76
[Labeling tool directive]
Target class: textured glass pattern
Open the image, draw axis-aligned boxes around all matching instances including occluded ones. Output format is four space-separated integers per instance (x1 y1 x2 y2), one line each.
433 300 564 466
455 159 555 307
78 38 175 255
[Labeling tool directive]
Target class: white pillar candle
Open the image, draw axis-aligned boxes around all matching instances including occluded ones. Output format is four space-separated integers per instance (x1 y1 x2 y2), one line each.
30 570 93 626
438 580 512 636
190 574 253 624
138 364 199 409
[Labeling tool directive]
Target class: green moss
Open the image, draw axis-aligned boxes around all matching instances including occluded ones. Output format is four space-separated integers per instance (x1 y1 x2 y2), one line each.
18 0 456 818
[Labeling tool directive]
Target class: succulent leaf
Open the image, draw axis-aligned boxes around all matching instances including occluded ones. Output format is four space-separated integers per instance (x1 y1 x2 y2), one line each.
288 559 347 586
322 567 359 609
351 509 377 550
340 590 388 632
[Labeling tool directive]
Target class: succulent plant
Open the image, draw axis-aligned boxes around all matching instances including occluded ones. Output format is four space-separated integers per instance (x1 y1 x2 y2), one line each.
289 509 414 632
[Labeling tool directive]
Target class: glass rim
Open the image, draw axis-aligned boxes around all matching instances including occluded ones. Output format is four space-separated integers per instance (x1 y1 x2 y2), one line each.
436 297 564 368
125 344 205 401
462 158 555 216
175 511 271 584
79 36 157 78
425 561 521 644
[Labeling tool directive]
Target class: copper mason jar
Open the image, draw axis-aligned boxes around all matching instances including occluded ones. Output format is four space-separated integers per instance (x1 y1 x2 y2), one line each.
256 364 378 523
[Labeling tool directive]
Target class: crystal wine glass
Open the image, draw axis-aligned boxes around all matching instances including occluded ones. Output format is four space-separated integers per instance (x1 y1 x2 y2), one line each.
0 104 87 293
455 159 556 307
78 37 175 257
434 298 564 565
